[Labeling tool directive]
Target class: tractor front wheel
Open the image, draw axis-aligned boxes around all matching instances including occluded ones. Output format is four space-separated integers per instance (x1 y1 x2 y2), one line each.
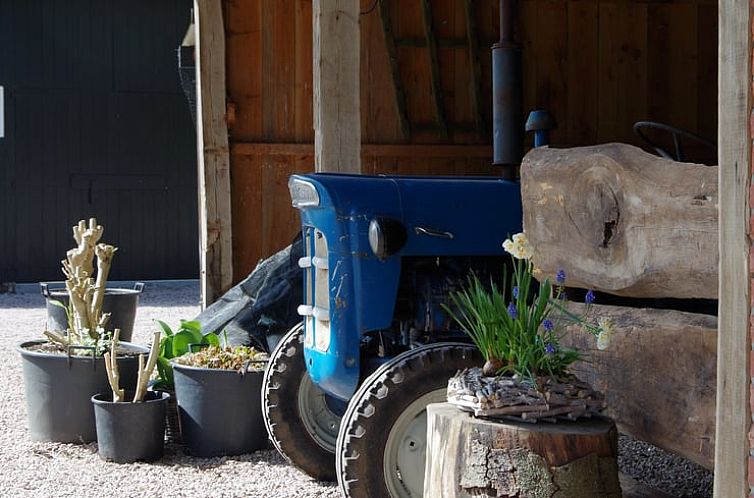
262 323 343 481
336 343 481 498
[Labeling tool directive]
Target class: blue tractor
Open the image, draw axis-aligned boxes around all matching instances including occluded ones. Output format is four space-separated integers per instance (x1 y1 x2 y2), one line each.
261 173 523 498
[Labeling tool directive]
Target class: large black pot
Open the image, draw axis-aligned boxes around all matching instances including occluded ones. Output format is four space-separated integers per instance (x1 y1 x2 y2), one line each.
173 363 267 457
92 391 168 463
18 340 147 443
40 282 144 342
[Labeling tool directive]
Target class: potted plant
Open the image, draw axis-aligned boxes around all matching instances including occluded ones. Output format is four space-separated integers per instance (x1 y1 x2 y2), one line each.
17 218 146 443
152 319 220 442
172 343 268 457
91 329 168 463
40 219 145 342
443 232 611 420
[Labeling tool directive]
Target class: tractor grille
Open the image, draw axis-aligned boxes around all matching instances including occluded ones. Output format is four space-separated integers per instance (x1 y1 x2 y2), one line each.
298 227 331 352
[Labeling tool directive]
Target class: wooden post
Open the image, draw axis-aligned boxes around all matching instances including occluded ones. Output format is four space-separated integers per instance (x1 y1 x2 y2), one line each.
194 0 233 307
714 0 751 494
312 0 361 173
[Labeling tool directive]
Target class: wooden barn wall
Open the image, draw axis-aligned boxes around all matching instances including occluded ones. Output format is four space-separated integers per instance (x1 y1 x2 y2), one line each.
224 0 718 279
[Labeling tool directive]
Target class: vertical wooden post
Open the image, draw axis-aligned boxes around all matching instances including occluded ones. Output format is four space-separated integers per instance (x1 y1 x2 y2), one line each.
312 0 361 173
714 0 751 495
194 0 233 307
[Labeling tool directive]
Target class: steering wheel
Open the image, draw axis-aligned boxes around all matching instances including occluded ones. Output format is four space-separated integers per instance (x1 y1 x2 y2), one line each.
633 121 716 163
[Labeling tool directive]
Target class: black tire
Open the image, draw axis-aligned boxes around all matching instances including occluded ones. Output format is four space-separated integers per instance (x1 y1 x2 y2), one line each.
262 323 340 481
336 343 481 498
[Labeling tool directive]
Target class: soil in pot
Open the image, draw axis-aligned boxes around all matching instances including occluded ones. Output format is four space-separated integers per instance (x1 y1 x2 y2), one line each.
173 364 267 457
18 340 147 443
92 391 169 463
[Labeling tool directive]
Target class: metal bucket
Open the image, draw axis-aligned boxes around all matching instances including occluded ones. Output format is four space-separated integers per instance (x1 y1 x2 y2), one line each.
40 282 144 342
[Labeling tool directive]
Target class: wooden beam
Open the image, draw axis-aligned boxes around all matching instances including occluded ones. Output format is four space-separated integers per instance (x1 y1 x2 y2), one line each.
394 37 497 49
463 0 487 140
562 303 717 470
714 0 751 494
420 0 449 140
521 143 718 299
377 0 411 141
194 0 233 307
312 0 361 173
231 142 493 159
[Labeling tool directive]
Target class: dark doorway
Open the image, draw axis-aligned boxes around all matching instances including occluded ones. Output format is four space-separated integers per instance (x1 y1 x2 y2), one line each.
0 0 198 282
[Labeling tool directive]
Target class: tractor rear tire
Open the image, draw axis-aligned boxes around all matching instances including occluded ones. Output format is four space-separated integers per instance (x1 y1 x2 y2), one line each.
336 343 481 498
262 323 341 481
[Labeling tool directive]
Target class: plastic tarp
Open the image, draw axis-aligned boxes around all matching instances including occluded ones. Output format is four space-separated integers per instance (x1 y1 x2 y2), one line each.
194 237 303 351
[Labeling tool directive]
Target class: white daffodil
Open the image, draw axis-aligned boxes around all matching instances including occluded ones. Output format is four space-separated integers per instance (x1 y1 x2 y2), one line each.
503 232 533 260
596 318 613 351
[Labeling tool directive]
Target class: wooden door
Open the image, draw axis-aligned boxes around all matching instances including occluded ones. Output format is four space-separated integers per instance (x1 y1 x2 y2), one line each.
0 0 198 282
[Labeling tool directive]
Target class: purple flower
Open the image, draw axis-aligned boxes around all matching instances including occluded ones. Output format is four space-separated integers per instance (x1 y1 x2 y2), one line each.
545 343 556 355
543 319 554 332
513 286 519 299
556 269 566 284
585 290 596 305
507 302 518 319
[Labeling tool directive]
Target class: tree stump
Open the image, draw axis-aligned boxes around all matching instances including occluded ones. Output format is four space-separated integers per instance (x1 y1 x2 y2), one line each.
425 403 621 498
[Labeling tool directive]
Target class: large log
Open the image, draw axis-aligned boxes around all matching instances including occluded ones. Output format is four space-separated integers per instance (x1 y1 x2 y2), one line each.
424 403 622 498
521 143 718 299
562 303 717 469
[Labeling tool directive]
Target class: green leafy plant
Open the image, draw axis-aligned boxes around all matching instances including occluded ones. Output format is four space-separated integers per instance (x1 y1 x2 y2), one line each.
173 344 268 372
153 320 220 390
444 232 609 379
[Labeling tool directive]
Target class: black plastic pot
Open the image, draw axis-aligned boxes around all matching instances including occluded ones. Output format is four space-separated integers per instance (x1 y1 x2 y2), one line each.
92 391 168 463
18 340 147 443
173 363 267 457
40 282 144 342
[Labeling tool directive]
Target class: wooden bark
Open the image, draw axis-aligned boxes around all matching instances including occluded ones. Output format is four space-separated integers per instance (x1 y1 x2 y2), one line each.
313 0 361 173
424 403 621 498
521 143 718 299
561 303 716 470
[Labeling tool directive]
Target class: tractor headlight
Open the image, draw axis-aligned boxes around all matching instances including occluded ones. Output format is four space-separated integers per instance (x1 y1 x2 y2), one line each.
289 178 320 208
368 217 407 260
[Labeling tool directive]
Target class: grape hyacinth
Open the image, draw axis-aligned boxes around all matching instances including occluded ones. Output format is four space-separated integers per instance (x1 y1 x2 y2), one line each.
556 269 566 284
585 290 596 305
507 302 518 319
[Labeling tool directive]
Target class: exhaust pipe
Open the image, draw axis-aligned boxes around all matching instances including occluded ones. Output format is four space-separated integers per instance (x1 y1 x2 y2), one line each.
492 0 523 177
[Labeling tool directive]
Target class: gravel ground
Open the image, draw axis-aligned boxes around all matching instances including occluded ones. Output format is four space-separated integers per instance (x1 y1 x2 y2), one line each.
1 281 338 498
0 281 713 497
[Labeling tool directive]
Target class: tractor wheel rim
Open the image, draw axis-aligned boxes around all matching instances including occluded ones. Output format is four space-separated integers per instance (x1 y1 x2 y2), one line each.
383 389 446 498
297 373 341 452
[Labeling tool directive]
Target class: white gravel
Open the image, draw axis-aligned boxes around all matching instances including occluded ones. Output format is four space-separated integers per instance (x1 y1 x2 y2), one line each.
0 281 338 498
0 281 713 498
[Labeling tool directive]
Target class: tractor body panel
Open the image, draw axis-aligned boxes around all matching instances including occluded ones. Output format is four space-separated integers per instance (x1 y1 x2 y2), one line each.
290 173 522 401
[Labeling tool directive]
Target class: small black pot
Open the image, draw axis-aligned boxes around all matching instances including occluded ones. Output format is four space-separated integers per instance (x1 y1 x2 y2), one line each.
18 340 148 443
92 391 168 463
173 363 267 457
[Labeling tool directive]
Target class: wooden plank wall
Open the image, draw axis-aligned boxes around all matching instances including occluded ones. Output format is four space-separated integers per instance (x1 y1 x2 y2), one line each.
224 0 718 279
